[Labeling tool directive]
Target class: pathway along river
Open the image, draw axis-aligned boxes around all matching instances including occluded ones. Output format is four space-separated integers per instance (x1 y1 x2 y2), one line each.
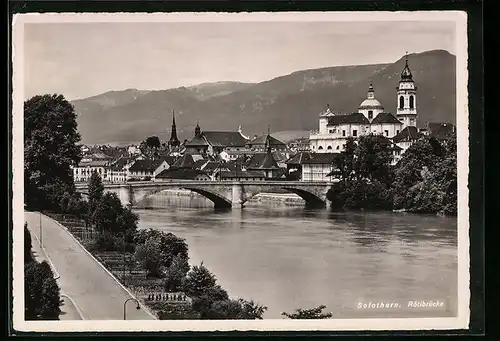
135 193 457 319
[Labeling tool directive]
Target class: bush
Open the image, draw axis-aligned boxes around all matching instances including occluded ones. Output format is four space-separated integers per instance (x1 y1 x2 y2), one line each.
87 231 122 252
134 229 188 269
163 254 190 292
25 260 61 320
24 223 33 263
183 263 219 298
282 305 332 319
134 238 163 278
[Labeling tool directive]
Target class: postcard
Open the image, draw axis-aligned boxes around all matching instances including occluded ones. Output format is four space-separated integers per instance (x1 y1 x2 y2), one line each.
12 11 469 332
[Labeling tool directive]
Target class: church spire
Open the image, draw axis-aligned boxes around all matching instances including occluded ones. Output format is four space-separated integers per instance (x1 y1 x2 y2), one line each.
266 125 272 154
400 51 413 81
195 120 201 137
168 109 180 148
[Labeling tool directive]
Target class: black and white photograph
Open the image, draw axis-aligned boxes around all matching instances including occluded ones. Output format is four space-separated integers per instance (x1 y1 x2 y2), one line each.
12 11 469 332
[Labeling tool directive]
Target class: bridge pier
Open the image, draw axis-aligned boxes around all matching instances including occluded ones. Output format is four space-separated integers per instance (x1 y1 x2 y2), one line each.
231 183 245 209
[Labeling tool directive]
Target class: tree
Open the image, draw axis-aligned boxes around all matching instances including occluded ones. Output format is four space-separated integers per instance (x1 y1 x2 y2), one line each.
394 134 457 215
145 136 161 149
164 254 190 292
24 94 82 211
183 262 218 298
92 192 125 233
327 135 394 210
134 238 163 278
25 260 61 320
24 223 33 262
354 134 393 185
87 172 104 220
282 305 333 319
333 137 357 183
391 136 452 213
235 299 267 319
134 229 188 269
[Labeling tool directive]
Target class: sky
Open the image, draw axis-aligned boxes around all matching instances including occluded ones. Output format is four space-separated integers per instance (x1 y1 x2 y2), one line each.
23 20 456 100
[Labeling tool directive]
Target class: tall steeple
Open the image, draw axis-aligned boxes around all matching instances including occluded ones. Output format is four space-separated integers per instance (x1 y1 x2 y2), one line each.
266 125 272 153
168 110 180 148
195 120 201 137
396 52 418 128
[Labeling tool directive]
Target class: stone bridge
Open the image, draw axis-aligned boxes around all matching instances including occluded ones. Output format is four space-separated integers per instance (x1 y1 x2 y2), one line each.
75 180 336 209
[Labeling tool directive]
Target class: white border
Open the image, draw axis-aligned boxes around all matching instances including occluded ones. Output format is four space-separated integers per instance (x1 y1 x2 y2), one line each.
12 11 469 332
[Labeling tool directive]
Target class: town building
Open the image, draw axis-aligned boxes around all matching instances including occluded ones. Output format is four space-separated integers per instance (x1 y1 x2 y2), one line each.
286 152 339 182
219 170 267 182
155 153 211 181
245 139 285 179
184 122 250 156
73 159 111 183
288 137 310 153
108 156 134 183
246 133 287 153
421 122 456 140
127 157 174 181
309 54 418 155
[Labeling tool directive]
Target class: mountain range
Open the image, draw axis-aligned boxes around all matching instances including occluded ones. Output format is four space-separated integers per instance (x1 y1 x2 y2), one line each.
71 49 456 145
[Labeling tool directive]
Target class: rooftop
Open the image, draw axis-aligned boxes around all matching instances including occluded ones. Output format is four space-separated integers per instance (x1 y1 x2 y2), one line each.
392 126 420 143
247 134 286 147
128 158 168 172
371 112 402 124
327 113 370 126
246 153 280 170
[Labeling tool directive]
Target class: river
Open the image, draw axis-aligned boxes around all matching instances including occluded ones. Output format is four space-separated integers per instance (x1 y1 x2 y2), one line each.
135 194 458 319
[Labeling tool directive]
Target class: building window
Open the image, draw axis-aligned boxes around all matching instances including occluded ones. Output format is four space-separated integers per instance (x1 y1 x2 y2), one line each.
342 130 346 137
385 130 389 136
336 146 340 150
396 130 400 135
327 146 332 150
399 96 404 109
409 95 414 109
318 146 323 150
368 110 373 119
353 130 357 137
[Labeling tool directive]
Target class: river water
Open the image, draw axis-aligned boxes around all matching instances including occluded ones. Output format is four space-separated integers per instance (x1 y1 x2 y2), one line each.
135 194 457 319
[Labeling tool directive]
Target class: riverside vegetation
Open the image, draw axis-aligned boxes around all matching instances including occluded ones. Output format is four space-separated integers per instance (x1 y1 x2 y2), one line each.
327 134 457 216
23 93 457 319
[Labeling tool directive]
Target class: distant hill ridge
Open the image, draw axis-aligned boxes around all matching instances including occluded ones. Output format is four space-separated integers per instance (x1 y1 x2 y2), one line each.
71 49 456 145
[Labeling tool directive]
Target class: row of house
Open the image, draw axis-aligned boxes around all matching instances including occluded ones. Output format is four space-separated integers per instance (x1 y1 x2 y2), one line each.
73 117 454 184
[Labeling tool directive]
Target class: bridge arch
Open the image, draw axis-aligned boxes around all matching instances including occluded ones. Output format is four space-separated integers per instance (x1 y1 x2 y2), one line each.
182 187 232 209
280 187 328 208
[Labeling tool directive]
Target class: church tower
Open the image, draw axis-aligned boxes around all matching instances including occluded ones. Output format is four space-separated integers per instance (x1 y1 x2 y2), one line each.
168 110 180 148
195 121 201 137
396 53 417 128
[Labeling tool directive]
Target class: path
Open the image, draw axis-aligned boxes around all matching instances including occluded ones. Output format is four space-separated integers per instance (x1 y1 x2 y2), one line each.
25 212 154 320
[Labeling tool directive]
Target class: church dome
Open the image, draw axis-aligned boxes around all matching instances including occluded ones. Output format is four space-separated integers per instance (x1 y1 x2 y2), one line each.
358 98 384 110
359 81 384 110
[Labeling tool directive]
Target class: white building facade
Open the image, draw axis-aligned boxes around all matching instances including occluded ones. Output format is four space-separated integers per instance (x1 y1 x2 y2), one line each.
310 56 418 154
